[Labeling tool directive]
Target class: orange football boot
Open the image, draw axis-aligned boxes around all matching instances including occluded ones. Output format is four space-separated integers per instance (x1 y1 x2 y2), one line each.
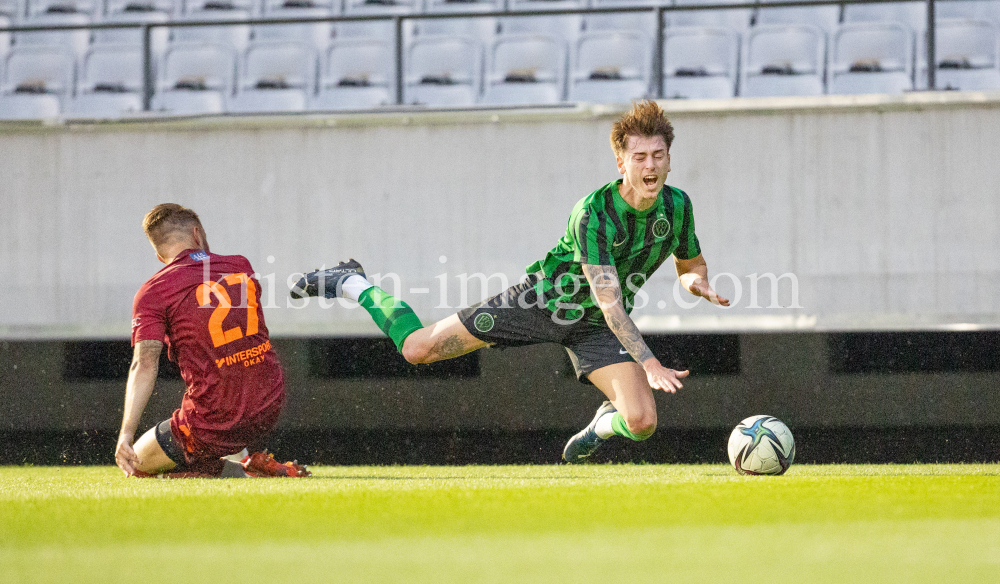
241 451 311 477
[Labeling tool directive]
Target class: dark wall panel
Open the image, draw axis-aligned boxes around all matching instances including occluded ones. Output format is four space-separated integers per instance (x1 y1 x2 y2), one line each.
3 332 1000 434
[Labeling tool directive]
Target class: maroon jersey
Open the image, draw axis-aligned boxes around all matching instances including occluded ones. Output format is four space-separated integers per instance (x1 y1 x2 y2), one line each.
131 249 285 439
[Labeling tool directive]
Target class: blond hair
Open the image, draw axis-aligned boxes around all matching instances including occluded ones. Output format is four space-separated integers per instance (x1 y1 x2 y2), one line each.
610 100 675 156
143 203 203 247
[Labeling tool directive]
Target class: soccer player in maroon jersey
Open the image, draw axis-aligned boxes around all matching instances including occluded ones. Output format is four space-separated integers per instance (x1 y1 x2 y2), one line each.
115 204 308 478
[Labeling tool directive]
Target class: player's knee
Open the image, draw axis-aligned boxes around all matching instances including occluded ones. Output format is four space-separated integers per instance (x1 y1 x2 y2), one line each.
625 411 657 440
401 338 432 365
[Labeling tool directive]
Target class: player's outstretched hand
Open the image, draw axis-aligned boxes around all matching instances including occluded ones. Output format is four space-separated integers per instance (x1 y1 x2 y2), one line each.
115 434 141 476
689 279 731 307
642 358 689 393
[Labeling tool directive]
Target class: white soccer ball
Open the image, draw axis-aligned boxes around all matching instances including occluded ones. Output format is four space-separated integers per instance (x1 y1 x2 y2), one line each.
727 415 795 475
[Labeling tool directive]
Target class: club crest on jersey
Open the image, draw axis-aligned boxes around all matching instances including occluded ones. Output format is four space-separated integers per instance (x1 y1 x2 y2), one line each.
189 251 210 261
652 218 671 239
474 312 495 333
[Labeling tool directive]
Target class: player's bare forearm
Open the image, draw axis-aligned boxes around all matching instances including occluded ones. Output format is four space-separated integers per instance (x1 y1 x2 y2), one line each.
581 264 654 364
119 340 163 440
583 264 688 392
675 254 730 306
675 254 708 292
602 304 655 364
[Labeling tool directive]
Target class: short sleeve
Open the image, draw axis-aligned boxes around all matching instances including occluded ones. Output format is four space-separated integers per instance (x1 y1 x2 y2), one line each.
570 208 614 266
673 193 702 261
131 285 167 346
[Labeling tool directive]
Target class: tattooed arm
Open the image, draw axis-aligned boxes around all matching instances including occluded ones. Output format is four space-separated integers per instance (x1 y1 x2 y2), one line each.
582 264 688 393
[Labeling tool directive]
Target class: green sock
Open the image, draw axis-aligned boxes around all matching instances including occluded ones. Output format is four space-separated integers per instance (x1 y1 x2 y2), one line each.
611 412 654 442
358 287 424 354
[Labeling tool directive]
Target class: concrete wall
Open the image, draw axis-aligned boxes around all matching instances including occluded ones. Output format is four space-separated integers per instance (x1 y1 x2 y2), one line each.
2 95 999 433
2 92 1000 340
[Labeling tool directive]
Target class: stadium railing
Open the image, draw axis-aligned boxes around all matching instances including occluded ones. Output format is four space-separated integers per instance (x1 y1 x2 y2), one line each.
0 0 961 112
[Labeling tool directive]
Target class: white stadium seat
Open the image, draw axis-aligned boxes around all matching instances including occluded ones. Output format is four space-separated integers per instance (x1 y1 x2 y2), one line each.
481 33 568 105
246 40 314 86
502 0 584 43
829 22 913 95
77 45 143 93
968 0 1000 27
67 45 145 118
186 0 258 15
935 0 984 21
1 0 23 18
340 0 419 39
262 0 336 11
93 5 170 59
569 30 651 102
0 15 11 62
404 35 482 107
229 88 307 112
105 0 179 16
3 45 74 96
311 37 394 110
0 45 74 117
663 26 739 99
671 0 754 33
419 0 500 39
153 42 236 115
343 0 418 17
230 41 317 113
930 19 1000 90
844 1 928 33
173 4 252 54
755 0 842 35
16 9 91 59
28 0 95 16
255 2 335 53
0 91 61 117
152 87 225 113
67 89 143 118
584 0 661 37
741 24 826 97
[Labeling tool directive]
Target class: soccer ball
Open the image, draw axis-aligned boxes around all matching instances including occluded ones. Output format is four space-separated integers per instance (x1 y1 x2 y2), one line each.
727 415 795 475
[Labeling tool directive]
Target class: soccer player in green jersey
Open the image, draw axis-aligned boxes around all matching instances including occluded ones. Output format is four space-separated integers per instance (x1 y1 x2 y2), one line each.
293 100 730 463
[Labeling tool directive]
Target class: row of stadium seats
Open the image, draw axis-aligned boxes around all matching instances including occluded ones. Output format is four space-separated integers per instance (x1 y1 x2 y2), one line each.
2 1 1000 118
3 0 999 57
2 18 998 119
3 0 1000 22
5 0 1000 32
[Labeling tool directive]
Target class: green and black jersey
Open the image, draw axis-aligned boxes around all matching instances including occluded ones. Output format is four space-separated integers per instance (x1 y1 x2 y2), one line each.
526 179 701 325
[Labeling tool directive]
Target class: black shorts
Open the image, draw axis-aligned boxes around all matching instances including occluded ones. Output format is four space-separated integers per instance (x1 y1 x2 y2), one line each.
154 419 185 466
457 275 634 383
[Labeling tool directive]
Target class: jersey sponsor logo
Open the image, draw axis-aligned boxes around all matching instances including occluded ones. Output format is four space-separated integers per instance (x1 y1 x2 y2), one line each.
189 251 210 262
612 231 629 247
473 312 495 333
652 217 671 239
131 317 141 330
215 339 272 369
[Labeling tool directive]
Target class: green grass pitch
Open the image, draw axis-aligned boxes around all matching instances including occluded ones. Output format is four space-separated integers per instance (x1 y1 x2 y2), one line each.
2 464 998 583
